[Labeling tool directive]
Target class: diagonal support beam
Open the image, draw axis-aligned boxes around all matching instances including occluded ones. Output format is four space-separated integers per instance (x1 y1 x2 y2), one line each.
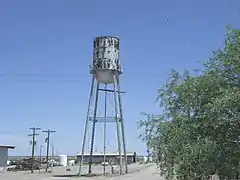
89 116 121 123
98 88 126 94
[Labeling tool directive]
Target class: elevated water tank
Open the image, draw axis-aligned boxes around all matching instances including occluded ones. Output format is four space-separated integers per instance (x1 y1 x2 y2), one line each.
58 154 68 167
90 36 123 84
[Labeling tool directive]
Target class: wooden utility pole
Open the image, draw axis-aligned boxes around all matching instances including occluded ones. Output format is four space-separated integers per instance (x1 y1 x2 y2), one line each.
28 127 41 173
42 129 55 172
39 145 43 169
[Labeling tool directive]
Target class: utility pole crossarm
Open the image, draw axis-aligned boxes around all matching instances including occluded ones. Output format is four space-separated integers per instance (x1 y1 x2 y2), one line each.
30 127 41 130
43 130 56 133
28 133 39 136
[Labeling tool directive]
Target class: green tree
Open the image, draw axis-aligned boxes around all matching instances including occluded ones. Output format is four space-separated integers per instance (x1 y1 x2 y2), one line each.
138 28 240 180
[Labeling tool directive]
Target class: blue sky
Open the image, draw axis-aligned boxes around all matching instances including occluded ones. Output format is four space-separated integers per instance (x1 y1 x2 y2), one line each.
0 0 239 156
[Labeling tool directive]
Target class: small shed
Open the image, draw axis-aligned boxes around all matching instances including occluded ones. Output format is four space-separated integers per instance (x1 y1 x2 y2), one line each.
0 145 15 172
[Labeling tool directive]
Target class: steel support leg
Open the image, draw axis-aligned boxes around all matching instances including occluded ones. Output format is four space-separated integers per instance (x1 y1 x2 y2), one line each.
116 75 128 173
103 83 107 174
113 73 123 175
78 75 95 176
88 82 100 174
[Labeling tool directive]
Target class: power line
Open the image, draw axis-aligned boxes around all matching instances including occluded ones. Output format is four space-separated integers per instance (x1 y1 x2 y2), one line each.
42 129 56 172
28 127 41 173
0 73 88 77
0 73 166 81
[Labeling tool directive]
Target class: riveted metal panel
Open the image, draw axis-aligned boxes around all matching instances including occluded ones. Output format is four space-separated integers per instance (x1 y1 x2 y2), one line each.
91 36 122 84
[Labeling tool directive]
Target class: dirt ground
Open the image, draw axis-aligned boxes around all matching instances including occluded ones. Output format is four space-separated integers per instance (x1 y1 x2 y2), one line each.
0 163 165 180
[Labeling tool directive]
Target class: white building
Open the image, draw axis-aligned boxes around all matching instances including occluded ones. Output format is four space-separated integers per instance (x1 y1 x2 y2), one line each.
0 145 15 172
76 152 137 165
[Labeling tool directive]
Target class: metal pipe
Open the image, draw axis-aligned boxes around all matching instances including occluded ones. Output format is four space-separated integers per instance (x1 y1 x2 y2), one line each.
88 82 100 174
113 73 123 175
116 75 128 173
78 75 95 176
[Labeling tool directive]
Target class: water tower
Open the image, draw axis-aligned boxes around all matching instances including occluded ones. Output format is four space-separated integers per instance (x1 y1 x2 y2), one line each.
78 36 128 175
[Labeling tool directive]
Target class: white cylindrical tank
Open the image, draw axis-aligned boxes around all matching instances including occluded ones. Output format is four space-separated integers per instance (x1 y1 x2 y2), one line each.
91 36 123 84
68 160 75 166
58 155 68 167
143 156 148 163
